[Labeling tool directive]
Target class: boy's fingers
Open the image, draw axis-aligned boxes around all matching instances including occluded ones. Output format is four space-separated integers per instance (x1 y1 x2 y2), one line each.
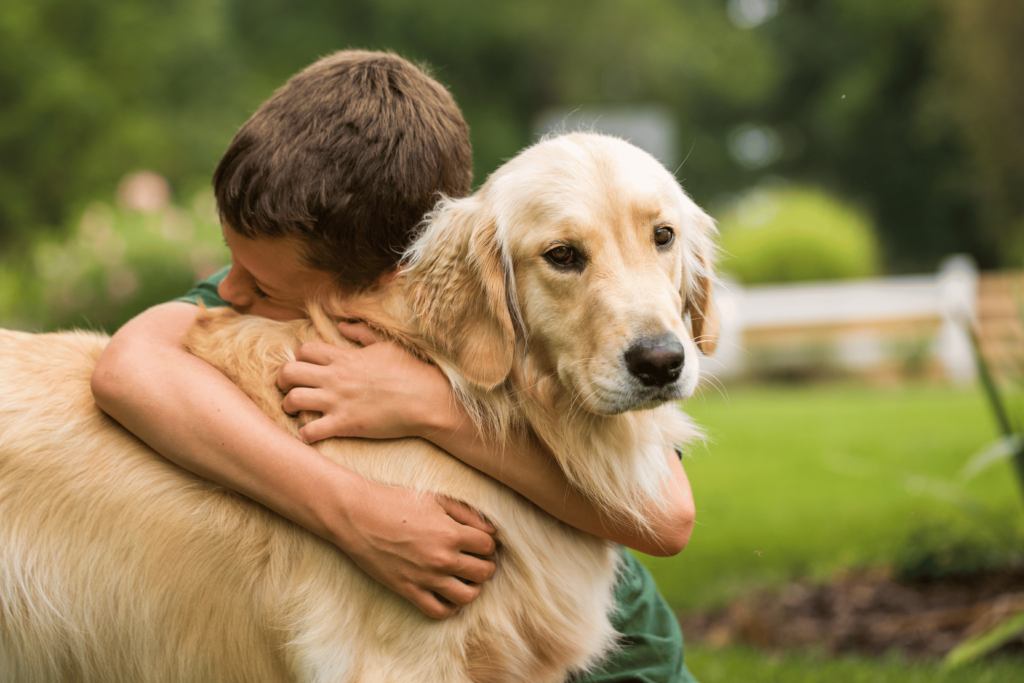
277 360 323 392
337 321 379 347
281 388 331 416
437 497 496 535
297 416 337 444
294 341 341 366
412 590 459 620
453 554 496 585
434 577 482 607
459 527 497 558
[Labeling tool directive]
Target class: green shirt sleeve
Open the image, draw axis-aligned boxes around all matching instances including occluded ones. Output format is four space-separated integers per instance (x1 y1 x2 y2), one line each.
173 266 231 307
572 549 698 683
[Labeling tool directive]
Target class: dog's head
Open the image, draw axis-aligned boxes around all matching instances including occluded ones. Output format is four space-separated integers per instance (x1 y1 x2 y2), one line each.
405 132 718 415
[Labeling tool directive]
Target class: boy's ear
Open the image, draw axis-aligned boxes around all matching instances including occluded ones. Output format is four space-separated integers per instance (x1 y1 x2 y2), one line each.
684 210 719 356
405 196 515 390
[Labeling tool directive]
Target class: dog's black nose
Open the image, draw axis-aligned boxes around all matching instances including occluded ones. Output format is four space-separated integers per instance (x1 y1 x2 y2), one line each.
624 333 685 387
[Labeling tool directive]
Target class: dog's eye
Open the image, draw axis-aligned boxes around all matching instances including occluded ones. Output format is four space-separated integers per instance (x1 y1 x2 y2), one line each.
654 227 675 247
545 245 578 268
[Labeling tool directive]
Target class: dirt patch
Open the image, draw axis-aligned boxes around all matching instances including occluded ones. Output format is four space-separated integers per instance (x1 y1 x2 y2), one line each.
679 565 1024 660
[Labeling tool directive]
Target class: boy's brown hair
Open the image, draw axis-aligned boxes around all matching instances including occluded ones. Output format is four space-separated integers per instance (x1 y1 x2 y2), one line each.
213 50 473 289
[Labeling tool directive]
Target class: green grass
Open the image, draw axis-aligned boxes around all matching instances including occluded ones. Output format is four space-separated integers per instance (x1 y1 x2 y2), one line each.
684 644 1022 683
639 383 1024 611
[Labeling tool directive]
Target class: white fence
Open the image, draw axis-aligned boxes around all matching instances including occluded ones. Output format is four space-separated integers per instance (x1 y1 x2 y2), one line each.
709 257 979 384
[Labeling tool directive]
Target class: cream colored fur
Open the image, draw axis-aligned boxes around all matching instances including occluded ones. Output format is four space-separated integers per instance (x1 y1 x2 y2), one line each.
0 133 716 682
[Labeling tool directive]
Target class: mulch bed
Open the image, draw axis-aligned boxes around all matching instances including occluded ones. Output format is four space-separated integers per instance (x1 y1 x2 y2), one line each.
679 565 1024 660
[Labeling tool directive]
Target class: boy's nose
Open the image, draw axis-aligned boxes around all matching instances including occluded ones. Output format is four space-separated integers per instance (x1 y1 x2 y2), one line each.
217 269 252 309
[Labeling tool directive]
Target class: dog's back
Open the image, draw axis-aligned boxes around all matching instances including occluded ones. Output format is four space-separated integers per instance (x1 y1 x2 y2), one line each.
0 317 620 683
0 329 303 682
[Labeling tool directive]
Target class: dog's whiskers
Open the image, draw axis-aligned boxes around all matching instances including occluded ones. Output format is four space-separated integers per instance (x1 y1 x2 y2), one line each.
693 370 729 405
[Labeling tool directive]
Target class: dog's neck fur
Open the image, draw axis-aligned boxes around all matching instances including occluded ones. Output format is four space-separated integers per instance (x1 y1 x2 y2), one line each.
322 272 698 533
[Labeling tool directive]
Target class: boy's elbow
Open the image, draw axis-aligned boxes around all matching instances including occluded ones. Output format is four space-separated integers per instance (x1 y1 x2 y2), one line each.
643 499 695 558
91 350 119 412
91 301 199 415
667 504 696 555
91 340 137 413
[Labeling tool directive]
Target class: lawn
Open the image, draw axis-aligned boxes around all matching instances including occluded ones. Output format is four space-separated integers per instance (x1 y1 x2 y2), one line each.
634 383 1024 678
684 645 1022 683
641 383 1023 612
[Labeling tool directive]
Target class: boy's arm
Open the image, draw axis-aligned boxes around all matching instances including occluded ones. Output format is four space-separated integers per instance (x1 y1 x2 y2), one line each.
424 422 695 557
279 325 696 557
91 303 496 619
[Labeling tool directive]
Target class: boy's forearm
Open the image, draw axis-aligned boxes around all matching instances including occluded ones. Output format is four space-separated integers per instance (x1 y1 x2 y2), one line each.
256 321 693 555
91 304 354 546
92 305 499 617
418 409 695 557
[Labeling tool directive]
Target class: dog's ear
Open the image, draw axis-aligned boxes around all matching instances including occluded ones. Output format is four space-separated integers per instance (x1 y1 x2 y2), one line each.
684 210 719 356
405 196 515 390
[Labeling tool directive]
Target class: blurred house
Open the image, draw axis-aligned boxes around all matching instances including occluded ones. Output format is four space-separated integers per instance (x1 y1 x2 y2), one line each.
710 257 987 384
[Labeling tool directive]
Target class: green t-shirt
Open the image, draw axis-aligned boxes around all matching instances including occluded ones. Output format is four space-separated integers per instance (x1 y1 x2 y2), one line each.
175 265 232 307
177 268 697 683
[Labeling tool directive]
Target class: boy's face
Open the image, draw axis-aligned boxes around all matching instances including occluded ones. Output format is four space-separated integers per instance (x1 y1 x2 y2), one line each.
219 223 334 322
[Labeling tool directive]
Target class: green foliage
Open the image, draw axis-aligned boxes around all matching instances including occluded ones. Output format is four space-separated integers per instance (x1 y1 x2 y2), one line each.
2 0 1023 282
717 186 880 285
944 610 1024 670
738 0 1019 272
927 0 1024 266
893 512 1024 582
965 315 1024 505
0 0 776 247
0 191 227 333
0 0 254 244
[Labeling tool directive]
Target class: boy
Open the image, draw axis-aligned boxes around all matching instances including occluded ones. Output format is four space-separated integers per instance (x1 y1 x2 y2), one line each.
91 50 697 682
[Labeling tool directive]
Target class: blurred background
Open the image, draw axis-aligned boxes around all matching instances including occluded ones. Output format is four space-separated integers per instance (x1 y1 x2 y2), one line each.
2 0 1024 679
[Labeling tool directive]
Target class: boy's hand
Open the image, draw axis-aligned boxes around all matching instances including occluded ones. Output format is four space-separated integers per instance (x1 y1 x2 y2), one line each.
332 481 497 619
279 321 497 617
278 322 455 445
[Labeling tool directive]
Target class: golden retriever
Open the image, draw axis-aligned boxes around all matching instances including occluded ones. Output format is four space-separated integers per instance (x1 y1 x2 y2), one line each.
0 132 717 683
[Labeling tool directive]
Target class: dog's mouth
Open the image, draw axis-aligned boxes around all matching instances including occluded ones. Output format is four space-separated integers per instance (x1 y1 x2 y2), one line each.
573 372 697 416
599 382 688 415
628 383 691 411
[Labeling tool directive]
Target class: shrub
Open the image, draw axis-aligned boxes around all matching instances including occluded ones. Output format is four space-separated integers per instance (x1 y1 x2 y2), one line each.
717 186 880 285
893 508 1024 583
0 191 227 333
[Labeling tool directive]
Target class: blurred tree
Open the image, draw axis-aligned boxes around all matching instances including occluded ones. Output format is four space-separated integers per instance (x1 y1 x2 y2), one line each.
713 0 1003 273
225 0 777 189
927 0 1024 266
0 0 253 245
2 0 1022 277
1 0 773 249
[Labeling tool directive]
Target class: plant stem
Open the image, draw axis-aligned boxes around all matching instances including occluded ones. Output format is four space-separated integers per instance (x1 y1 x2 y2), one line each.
967 324 1024 500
